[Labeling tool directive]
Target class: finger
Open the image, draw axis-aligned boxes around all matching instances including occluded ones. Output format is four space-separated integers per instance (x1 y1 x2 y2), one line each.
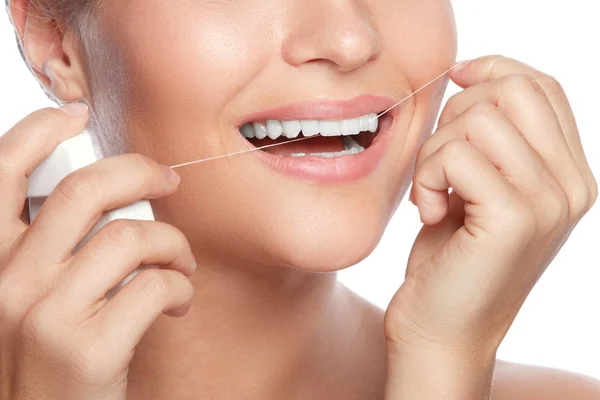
440 72 586 218
450 56 577 148
405 191 466 279
440 73 569 169
19 153 181 264
0 104 89 233
93 268 194 355
413 138 520 227
418 102 554 197
55 220 195 308
450 56 595 196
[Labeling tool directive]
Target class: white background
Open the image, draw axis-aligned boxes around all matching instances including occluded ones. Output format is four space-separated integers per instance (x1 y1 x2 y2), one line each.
1 0 599 380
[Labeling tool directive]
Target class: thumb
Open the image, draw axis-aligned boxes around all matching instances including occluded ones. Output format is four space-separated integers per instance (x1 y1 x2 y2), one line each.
448 55 508 88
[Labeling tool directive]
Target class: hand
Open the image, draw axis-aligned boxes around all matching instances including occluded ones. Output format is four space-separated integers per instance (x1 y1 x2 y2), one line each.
383 56 598 399
0 104 196 400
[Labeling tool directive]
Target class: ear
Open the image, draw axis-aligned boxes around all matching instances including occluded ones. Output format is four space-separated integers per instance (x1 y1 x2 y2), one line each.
9 0 87 102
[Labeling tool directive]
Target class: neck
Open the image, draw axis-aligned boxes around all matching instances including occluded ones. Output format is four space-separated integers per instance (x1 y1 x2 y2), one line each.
128 261 369 399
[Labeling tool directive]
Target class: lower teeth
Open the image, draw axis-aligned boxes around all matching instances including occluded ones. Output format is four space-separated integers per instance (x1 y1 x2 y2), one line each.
290 145 365 158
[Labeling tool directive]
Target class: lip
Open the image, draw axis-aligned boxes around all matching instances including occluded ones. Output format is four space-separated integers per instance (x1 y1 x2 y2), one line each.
234 95 401 184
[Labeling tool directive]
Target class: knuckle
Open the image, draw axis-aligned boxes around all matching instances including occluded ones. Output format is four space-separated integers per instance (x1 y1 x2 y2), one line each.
103 219 147 248
162 222 189 247
506 199 537 241
567 180 591 218
538 73 566 99
589 178 599 210
126 153 158 182
440 139 469 160
179 275 194 299
22 108 60 130
504 73 543 96
539 191 569 232
464 102 497 127
20 302 62 347
137 269 169 301
55 171 98 205
468 101 497 116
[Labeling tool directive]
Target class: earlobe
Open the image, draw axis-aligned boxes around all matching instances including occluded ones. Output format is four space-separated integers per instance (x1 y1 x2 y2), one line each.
44 57 85 102
10 0 86 102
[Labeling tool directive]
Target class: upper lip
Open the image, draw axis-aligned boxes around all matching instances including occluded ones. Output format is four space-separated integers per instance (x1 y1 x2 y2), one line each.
236 95 398 127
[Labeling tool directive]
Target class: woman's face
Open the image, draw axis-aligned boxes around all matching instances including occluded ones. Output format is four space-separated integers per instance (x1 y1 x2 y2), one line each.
85 0 457 271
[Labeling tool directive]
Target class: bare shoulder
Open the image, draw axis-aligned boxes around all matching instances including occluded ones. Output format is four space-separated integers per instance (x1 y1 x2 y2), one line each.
492 360 600 400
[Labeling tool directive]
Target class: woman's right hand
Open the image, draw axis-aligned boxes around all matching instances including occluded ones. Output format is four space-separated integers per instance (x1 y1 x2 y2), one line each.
0 104 196 400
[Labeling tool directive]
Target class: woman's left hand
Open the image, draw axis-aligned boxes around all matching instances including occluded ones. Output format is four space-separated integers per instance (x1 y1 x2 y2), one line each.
383 56 598 399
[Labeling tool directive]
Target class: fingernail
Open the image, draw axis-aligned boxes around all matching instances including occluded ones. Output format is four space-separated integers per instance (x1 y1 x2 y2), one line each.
453 59 471 72
58 102 89 116
160 165 181 186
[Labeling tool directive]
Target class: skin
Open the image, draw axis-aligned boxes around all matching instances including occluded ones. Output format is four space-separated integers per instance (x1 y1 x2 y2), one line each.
1 0 599 399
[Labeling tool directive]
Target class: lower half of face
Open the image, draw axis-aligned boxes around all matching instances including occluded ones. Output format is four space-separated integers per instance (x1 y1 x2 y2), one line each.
87 0 457 272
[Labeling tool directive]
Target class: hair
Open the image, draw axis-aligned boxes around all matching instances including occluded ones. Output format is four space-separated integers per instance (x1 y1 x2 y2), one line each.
7 0 93 26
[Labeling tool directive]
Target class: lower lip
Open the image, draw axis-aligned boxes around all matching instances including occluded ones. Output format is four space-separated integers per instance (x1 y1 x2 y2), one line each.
245 115 395 183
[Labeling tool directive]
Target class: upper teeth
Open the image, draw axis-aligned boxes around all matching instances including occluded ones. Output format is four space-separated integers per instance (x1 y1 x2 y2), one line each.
240 113 378 139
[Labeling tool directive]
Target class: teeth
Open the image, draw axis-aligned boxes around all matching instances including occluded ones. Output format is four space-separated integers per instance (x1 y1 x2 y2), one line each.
253 122 267 140
241 123 255 138
266 120 283 140
368 113 378 133
301 120 320 137
359 115 370 132
319 120 341 137
241 113 380 140
282 120 301 138
341 118 360 135
291 146 366 158
343 135 361 151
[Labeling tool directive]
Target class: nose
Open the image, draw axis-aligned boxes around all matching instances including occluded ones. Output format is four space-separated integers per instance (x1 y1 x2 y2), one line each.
281 1 381 73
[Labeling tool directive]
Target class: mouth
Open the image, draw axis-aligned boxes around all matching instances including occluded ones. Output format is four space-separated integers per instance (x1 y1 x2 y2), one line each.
240 112 384 157
236 96 398 183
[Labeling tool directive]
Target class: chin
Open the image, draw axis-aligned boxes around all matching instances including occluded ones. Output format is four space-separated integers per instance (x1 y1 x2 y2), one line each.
264 206 391 273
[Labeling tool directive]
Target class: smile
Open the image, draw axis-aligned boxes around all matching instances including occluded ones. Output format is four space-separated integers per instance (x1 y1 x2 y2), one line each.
235 95 399 183
240 112 379 157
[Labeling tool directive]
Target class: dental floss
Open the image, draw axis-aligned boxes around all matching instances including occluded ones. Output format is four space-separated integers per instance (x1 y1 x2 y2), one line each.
169 137 310 169
373 62 464 121
169 62 463 170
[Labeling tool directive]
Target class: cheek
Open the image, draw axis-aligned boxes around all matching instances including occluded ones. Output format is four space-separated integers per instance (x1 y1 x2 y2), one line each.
380 0 457 176
99 1 274 154
380 0 457 81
